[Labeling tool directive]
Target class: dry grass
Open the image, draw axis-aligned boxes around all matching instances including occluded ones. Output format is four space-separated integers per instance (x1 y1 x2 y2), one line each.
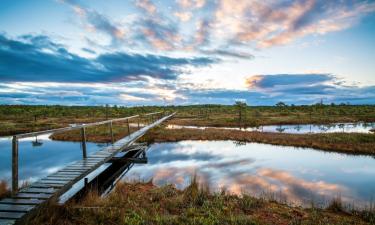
140 127 375 155
25 180 373 225
0 180 10 199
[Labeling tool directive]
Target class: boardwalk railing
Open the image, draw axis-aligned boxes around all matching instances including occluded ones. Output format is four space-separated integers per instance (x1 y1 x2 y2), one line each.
11 111 166 196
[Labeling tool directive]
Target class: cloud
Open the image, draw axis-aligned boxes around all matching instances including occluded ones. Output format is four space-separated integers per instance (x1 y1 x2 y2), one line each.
212 0 375 48
135 0 157 15
245 74 333 89
58 0 375 55
0 33 217 83
60 0 126 45
200 49 254 59
177 0 206 9
174 11 193 22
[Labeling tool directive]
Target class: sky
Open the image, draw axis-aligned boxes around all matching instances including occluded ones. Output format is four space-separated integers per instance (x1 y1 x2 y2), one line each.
0 0 375 106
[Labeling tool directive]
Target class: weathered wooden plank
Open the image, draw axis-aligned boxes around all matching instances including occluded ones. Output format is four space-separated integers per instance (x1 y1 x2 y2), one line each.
0 199 43 206
19 188 56 194
0 204 34 212
71 162 98 166
43 178 73 182
46 174 78 178
38 180 69 184
0 212 24 219
13 193 52 200
58 169 87 172
0 219 15 225
31 183 65 188
64 166 92 169
109 157 147 164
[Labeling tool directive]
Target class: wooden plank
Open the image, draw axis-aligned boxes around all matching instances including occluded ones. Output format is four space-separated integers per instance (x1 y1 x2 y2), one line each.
64 166 92 169
59 169 87 172
38 180 69 184
43 178 73 182
46 174 78 178
41 178 72 183
110 157 147 164
0 199 43 206
0 204 34 212
71 162 98 165
31 183 65 188
19 188 56 194
0 219 15 225
0 212 24 219
13 193 52 200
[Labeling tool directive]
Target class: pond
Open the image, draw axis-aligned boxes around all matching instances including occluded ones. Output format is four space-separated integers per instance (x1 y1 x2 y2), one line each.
125 140 375 207
167 122 375 134
0 134 105 186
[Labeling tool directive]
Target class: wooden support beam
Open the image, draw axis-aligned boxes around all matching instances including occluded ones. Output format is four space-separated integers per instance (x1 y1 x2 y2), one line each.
81 127 87 158
126 119 130 135
11 136 18 196
109 121 114 144
109 157 148 164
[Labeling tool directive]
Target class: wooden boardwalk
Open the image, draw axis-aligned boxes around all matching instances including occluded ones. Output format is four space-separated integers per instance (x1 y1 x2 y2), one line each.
0 112 175 225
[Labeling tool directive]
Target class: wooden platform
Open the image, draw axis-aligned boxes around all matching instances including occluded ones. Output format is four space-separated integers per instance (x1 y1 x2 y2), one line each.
0 113 175 225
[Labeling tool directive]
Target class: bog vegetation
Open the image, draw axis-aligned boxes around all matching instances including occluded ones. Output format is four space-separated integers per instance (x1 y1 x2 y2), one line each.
1 104 375 136
25 179 375 225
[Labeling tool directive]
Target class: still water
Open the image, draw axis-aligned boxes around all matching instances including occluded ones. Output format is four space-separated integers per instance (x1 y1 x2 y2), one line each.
0 134 105 186
125 141 375 207
167 122 375 134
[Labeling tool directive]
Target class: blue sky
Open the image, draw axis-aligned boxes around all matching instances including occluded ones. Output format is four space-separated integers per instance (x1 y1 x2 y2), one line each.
0 0 375 106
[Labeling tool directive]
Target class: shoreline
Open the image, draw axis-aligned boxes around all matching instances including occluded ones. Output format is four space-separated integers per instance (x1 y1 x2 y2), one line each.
139 127 375 156
48 126 375 156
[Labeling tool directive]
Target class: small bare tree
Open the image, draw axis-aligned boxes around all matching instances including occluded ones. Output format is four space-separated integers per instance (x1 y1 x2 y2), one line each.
235 101 247 127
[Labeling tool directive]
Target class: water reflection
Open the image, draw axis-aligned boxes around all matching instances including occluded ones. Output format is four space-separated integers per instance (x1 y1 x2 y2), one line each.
125 141 375 207
167 122 375 134
0 134 105 186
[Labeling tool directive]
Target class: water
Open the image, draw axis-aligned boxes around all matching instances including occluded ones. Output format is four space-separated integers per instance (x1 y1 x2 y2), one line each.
167 122 375 134
125 141 375 207
0 134 106 186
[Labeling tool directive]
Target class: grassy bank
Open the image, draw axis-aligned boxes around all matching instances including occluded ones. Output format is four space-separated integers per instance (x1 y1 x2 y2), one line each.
25 180 374 225
140 127 375 156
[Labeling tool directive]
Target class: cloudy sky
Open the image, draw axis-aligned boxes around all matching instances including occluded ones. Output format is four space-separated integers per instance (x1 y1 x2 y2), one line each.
1 0 375 105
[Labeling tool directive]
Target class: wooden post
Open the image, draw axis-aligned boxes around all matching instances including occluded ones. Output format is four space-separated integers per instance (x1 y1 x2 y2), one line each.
126 119 130 135
84 177 88 187
109 121 114 144
137 117 140 129
81 127 87 158
12 136 18 196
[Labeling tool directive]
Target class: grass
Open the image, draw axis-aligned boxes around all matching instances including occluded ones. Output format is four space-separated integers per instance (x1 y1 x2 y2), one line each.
1 104 374 136
139 126 375 155
25 179 374 225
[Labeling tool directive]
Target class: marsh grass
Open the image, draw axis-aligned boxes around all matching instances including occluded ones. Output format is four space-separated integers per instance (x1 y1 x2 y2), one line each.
140 127 375 155
25 179 373 225
0 180 9 199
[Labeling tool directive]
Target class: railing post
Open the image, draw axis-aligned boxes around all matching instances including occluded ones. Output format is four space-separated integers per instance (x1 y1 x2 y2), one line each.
12 136 18 196
109 121 114 144
81 127 87 158
126 119 130 135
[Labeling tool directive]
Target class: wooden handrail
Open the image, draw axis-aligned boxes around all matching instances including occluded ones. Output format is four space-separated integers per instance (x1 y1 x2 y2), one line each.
15 115 139 139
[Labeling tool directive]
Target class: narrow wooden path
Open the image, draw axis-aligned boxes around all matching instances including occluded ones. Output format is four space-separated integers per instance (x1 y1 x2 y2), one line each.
0 113 175 225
